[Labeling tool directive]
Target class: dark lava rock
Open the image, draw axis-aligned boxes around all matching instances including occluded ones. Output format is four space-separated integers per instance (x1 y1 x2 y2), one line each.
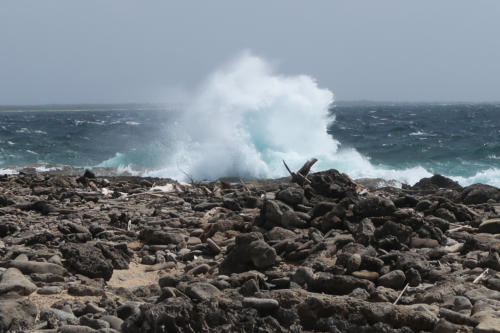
61 243 114 280
478 218 500 234
96 243 131 269
355 196 396 218
21 200 56 215
139 228 186 247
311 202 336 218
375 220 413 245
0 195 15 207
297 295 437 332
412 174 462 191
378 270 406 290
309 169 358 199
461 183 500 204
0 222 19 237
220 232 276 274
310 273 374 295
276 186 305 206
355 218 375 245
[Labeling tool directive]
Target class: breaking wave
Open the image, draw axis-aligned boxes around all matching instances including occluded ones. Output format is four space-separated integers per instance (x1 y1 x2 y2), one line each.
127 52 435 184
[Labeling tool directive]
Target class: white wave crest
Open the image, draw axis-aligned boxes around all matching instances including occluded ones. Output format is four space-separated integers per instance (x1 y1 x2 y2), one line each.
99 52 500 187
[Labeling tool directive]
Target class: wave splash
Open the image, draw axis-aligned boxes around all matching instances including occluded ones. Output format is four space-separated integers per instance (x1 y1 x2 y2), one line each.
135 52 430 184
93 52 500 187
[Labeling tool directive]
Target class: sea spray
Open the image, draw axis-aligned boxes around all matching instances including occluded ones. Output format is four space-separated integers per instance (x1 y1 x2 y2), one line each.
146 52 433 183
149 52 338 180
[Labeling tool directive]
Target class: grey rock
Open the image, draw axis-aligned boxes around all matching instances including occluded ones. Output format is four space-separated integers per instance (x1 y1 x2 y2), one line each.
474 316 500 333
439 308 477 326
292 267 315 286
68 285 104 296
240 278 260 296
38 285 63 295
40 307 77 322
59 325 98 333
139 228 186 247
242 297 279 311
3 260 67 276
0 267 37 295
0 296 37 332
185 282 221 301
266 227 296 241
378 270 406 289
100 315 123 330
80 316 110 330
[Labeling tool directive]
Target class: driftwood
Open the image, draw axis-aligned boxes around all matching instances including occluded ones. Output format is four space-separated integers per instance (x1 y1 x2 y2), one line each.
283 158 318 186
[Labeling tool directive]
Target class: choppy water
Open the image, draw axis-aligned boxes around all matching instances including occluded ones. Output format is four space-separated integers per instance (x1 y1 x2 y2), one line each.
1 102 500 186
1 54 499 186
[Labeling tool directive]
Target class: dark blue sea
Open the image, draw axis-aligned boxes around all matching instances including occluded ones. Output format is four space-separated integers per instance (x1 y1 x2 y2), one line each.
1 102 500 187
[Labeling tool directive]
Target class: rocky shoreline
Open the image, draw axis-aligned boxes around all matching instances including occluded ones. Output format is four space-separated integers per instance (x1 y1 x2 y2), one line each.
1 169 500 332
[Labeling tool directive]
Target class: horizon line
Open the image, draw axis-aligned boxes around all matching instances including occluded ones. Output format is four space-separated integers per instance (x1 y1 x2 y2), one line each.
1 100 500 108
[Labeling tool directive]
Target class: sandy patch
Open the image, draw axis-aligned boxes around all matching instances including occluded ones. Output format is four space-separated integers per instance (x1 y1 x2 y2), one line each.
107 262 161 289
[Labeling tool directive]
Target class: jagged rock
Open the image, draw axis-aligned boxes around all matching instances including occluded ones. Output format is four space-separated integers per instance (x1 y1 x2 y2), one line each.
61 243 114 280
297 294 438 331
220 232 276 273
276 186 305 206
355 195 396 218
0 195 15 207
309 169 358 199
355 218 375 245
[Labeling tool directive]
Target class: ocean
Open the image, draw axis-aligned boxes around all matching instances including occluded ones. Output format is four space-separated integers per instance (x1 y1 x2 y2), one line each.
1 102 500 187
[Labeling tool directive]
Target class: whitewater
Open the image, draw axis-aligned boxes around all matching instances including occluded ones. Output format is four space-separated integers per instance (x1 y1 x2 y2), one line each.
1 53 500 187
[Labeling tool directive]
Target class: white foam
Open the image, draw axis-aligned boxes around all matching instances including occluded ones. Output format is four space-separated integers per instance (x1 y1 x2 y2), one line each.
451 168 500 187
97 52 500 187
0 168 18 175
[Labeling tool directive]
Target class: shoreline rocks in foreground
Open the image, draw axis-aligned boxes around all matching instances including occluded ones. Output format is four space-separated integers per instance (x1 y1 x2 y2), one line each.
1 169 500 332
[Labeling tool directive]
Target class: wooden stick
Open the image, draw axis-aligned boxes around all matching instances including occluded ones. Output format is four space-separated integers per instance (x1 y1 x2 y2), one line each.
393 283 410 305
473 268 489 284
283 159 316 186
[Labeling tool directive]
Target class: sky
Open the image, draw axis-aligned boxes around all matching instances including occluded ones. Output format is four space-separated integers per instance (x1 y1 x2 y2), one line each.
1 1 500 104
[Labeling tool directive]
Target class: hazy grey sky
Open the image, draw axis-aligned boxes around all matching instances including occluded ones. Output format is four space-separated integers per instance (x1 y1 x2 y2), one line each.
1 1 500 104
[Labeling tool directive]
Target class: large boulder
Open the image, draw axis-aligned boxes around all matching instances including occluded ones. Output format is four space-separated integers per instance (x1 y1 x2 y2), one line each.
309 169 359 199
0 268 37 296
412 174 462 191
461 184 500 204
0 296 37 332
355 196 396 219
60 243 114 280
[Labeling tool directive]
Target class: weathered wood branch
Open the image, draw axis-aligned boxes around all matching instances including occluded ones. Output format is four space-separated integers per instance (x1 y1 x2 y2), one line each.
283 158 318 186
